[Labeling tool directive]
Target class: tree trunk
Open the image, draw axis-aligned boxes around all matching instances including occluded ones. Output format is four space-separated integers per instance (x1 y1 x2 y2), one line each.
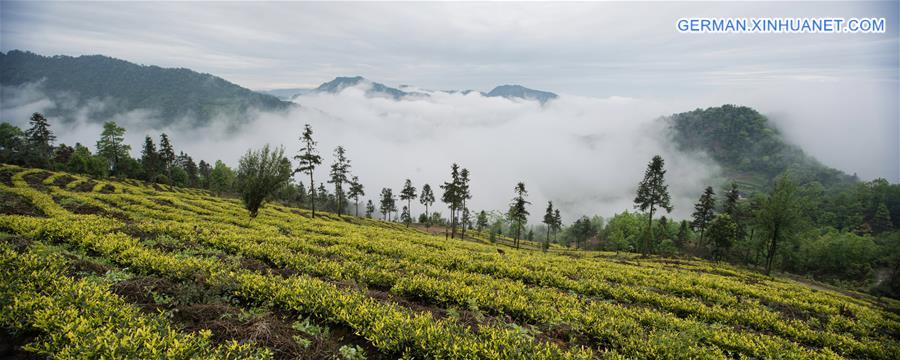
450 207 457 239
309 174 316 218
765 224 780 276
425 204 429 227
407 199 412 227
545 227 550 252
645 205 655 255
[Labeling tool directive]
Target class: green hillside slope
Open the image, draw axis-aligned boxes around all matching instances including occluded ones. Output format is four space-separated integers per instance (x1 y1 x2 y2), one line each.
667 105 857 191
1 164 897 359
0 50 292 127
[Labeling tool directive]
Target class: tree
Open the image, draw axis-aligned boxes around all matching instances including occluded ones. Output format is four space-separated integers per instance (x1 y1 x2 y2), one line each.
441 164 462 238
158 133 176 178
401 205 411 226
400 179 417 227
476 210 489 233
0 123 26 165
294 124 323 217
328 146 351 216
140 136 160 181
553 209 562 243
177 152 199 187
380 188 395 221
634 155 673 255
95 121 130 176
676 220 689 248
571 216 596 250
458 169 472 238
508 182 530 249
707 214 739 261
24 112 55 167
420 184 435 226
543 201 555 252
235 145 292 218
692 186 716 250
53 143 74 166
209 160 235 195
365 200 375 218
348 176 365 217
871 202 893 234
755 177 805 275
723 182 741 216
198 160 211 188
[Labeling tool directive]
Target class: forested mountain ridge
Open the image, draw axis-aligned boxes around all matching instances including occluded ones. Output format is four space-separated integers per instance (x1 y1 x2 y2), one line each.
0 50 292 128
666 105 858 191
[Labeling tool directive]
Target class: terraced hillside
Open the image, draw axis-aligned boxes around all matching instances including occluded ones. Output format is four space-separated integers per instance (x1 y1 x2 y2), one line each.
0 164 898 359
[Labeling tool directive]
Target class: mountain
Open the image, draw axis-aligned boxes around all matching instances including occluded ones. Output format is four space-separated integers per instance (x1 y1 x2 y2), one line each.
484 84 558 104
313 76 412 99
667 104 857 191
0 50 292 127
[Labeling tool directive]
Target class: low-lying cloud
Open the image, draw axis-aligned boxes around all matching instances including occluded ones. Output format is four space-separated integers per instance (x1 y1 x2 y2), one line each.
4 83 731 222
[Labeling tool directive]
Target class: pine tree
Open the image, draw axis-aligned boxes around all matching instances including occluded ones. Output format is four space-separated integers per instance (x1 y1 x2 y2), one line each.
348 176 365 217
707 214 738 262
96 121 130 176
328 146 351 216
441 164 462 238
400 179 417 227
692 186 716 251
543 201 555 252
158 134 176 179
317 183 330 212
401 205 412 226
24 112 55 168
633 155 672 255
508 182 530 249
294 124 323 217
553 209 562 243
380 188 394 221
198 160 211 188
140 136 160 181
676 220 689 248
723 182 741 216
476 210 489 233
459 169 472 238
365 199 375 218
177 152 199 187
871 202 893 234
419 184 435 226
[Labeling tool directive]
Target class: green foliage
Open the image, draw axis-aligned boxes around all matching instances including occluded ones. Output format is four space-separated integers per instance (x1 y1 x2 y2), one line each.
95 121 130 176
668 105 855 191
797 230 878 281
634 155 672 254
236 144 292 217
755 176 806 275
209 160 236 195
338 344 366 360
706 214 739 261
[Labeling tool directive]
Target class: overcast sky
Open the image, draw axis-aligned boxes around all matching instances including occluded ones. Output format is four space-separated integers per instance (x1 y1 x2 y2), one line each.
1 1 898 183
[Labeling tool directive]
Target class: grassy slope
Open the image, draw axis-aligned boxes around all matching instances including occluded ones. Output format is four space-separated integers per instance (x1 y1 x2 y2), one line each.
0 164 898 359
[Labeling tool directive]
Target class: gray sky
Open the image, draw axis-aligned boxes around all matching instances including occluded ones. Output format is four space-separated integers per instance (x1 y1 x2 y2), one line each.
1 1 898 184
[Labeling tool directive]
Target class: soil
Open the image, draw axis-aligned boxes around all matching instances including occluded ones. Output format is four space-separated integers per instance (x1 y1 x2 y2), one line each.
0 192 45 217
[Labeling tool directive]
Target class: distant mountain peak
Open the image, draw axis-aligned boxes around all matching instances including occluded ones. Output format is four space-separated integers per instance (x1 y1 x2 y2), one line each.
314 76 410 99
485 84 558 104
